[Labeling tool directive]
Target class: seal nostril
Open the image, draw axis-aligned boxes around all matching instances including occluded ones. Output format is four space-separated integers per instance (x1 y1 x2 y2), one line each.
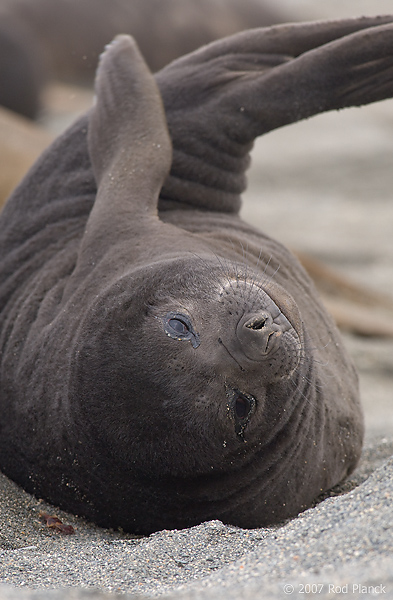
246 317 266 330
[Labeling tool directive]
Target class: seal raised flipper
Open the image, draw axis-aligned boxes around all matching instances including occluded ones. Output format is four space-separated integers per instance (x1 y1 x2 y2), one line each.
62 34 173 296
156 16 393 212
88 35 171 209
70 35 172 283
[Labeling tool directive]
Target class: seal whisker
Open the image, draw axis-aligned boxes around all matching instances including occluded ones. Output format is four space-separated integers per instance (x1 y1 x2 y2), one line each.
214 254 239 294
249 253 279 291
238 240 251 295
287 378 318 411
295 341 333 377
255 245 267 272
262 262 281 288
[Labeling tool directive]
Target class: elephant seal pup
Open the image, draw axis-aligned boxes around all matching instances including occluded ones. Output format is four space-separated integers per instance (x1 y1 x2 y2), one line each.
1 17 393 534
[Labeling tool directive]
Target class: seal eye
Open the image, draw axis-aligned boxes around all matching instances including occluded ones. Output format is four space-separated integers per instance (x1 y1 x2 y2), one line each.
163 312 200 349
168 318 189 336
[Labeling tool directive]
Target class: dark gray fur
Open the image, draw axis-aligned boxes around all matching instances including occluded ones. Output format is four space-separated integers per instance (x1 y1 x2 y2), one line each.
1 17 393 534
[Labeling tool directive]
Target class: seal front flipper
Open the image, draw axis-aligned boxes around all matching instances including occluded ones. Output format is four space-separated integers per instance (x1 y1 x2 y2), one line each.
156 16 393 213
83 35 172 255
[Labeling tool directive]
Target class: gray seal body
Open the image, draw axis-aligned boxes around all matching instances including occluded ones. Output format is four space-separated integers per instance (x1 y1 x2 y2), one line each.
1 18 393 533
